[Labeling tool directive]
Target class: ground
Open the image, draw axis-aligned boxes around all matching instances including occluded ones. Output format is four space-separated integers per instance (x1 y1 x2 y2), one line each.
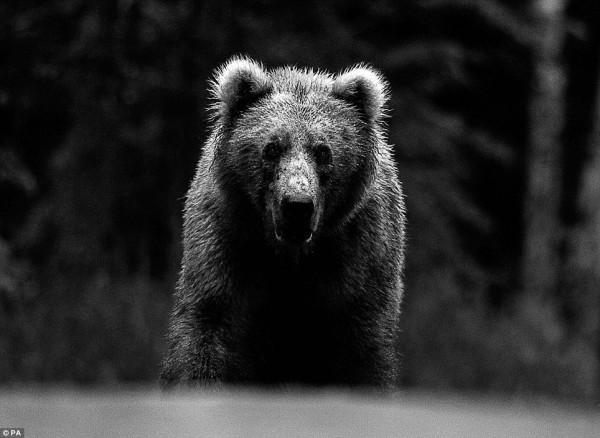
2 389 598 437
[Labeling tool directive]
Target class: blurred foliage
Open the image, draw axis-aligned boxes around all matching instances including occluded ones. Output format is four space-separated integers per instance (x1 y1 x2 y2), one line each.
0 0 599 401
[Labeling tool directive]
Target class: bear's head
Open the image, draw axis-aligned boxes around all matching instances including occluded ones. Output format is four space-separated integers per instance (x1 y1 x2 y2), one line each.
209 57 389 252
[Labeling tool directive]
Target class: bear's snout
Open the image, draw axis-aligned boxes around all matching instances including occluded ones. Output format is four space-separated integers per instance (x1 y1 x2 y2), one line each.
270 154 320 246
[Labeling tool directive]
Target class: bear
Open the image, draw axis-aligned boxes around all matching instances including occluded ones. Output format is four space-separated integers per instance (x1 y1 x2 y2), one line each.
160 56 406 389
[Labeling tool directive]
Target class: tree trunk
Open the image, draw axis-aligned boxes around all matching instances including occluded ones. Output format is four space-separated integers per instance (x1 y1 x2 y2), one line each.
523 0 567 299
566 53 600 396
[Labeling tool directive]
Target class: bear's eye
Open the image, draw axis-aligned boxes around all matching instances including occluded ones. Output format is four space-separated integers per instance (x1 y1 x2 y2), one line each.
314 144 332 166
262 141 281 161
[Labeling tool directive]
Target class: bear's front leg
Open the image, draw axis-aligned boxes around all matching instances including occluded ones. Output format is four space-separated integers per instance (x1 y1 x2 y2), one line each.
330 316 399 389
159 322 224 388
160 298 251 388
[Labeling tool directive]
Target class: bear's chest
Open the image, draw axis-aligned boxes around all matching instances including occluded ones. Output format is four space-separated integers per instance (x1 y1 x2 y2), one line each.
245 272 359 384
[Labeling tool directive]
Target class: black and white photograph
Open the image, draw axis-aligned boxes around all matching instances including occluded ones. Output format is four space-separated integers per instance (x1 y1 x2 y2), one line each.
1 0 599 436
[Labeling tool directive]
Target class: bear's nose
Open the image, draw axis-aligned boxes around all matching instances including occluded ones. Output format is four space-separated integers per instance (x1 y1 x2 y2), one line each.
281 194 314 224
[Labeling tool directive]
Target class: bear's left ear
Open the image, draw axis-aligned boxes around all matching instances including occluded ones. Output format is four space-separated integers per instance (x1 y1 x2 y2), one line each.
332 66 388 124
210 56 273 122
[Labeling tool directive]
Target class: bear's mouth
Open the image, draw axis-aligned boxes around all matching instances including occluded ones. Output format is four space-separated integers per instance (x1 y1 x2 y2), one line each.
275 225 313 245
271 206 316 246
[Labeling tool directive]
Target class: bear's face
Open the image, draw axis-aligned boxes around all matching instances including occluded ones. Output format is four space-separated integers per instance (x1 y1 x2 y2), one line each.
210 58 388 251
228 96 354 248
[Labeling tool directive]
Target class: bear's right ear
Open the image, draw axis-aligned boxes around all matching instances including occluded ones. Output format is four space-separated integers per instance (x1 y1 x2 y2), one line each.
209 57 273 123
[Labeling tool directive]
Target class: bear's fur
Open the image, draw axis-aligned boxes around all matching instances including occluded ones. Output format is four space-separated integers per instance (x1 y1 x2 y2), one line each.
160 57 406 388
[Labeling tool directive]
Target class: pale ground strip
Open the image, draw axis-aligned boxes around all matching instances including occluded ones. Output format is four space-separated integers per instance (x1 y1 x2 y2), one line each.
1 389 599 438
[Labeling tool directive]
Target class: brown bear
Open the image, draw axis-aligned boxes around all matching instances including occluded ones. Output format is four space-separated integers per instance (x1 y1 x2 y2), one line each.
160 57 406 388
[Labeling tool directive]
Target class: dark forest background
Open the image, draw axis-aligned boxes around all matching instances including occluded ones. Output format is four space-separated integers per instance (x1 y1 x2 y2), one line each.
1 0 599 402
